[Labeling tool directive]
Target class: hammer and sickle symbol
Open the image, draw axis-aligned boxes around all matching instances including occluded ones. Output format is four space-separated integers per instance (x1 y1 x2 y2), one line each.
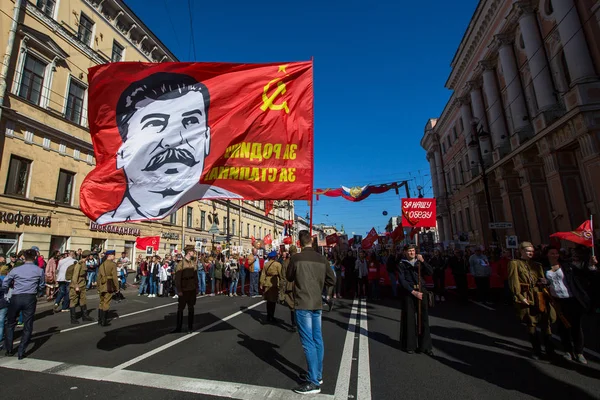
260 77 290 114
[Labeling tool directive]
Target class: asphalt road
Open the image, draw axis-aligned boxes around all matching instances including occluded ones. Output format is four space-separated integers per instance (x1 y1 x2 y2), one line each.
1 285 599 400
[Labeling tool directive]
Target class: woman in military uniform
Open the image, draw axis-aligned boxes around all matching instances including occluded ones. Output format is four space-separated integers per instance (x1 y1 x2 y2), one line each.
97 250 119 326
507 242 556 360
260 250 282 323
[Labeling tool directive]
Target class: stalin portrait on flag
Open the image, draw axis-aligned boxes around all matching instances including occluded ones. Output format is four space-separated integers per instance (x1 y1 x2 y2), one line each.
81 62 313 224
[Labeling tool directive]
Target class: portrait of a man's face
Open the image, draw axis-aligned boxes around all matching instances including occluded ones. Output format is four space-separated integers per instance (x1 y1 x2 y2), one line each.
115 72 211 218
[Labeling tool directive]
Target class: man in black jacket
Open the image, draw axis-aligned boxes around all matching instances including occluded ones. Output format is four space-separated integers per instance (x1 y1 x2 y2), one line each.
341 250 356 298
398 244 433 355
286 230 336 395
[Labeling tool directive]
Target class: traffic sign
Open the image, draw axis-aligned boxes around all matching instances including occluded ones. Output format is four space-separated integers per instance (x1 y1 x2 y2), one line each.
489 222 513 229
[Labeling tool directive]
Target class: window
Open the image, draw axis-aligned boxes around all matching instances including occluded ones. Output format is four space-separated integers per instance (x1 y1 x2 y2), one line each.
73 149 80 160
18 54 46 105
457 210 463 233
78 13 94 46
186 207 193 228
259 227 262 238
232 219 236 236
65 79 86 124
447 136 452 149
458 160 464 184
111 40 124 62
453 126 458 140
200 211 206 230
55 169 75 205
253 225 256 237
5 156 31 197
465 207 472 231
223 217 228 233
247 223 250 238
169 212 177 224
452 167 457 187
43 137 51 149
36 0 56 18
459 118 464 133
560 51 571 86
441 142 446 154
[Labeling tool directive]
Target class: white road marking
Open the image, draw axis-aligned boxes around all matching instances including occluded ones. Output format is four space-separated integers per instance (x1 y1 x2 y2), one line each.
0 357 334 400
356 298 371 400
469 300 496 311
333 297 359 400
113 300 266 370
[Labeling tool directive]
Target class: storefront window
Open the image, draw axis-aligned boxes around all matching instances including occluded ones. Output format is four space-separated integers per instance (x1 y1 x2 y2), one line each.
50 235 69 255
0 233 19 257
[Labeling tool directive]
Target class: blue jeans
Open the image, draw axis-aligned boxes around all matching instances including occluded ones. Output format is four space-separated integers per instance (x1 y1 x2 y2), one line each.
229 279 238 295
86 271 96 289
0 307 7 345
240 268 247 295
198 270 206 294
138 276 148 295
250 272 259 296
54 282 70 310
295 309 324 386
149 278 157 295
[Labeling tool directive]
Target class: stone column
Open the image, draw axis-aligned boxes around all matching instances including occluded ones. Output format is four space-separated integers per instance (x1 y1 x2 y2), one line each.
553 0 596 84
467 80 493 166
479 60 510 160
513 154 542 244
427 151 440 197
516 2 556 111
458 96 480 174
537 137 571 232
494 34 531 141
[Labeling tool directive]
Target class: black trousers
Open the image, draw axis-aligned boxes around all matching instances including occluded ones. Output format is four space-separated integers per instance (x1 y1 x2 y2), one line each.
474 277 490 303
557 297 585 354
177 290 196 313
5 294 37 355
266 301 277 320
433 270 446 296
453 274 468 301
400 290 432 352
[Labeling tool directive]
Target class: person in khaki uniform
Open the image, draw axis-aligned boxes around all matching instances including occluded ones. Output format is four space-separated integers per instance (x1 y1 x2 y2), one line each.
279 245 298 331
69 250 94 324
260 250 282 323
172 245 199 333
97 250 119 326
508 241 556 360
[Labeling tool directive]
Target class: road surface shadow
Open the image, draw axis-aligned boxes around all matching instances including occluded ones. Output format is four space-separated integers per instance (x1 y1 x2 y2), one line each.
321 314 399 350
236 333 305 382
242 306 292 332
433 328 600 399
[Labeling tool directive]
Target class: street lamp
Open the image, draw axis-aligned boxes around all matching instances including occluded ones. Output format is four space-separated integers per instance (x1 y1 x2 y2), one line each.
469 120 498 245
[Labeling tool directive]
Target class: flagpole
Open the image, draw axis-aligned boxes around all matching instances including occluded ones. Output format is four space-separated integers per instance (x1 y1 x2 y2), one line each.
309 196 314 237
591 214 595 258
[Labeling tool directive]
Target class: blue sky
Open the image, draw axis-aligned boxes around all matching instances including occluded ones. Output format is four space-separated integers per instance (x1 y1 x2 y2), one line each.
126 0 478 236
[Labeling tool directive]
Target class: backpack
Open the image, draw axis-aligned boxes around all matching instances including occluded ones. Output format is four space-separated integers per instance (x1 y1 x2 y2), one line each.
65 260 79 281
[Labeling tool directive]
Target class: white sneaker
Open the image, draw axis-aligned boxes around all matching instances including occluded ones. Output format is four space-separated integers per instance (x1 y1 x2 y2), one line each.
172 294 178 299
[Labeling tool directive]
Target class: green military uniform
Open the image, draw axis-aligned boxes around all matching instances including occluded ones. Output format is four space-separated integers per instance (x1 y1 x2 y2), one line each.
69 250 94 324
173 246 199 333
97 252 119 326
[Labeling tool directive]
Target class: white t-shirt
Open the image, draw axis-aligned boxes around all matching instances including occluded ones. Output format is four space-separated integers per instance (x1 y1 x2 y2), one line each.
545 268 571 299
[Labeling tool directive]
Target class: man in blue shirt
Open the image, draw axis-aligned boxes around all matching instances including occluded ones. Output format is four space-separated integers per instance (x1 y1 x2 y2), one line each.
2 249 44 359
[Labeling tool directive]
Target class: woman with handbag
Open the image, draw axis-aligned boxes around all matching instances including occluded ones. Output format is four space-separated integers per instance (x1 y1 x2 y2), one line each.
97 250 119 326
260 250 282 323
507 242 556 360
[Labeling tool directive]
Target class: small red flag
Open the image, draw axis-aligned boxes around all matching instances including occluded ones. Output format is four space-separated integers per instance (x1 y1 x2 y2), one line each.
264 200 274 216
550 220 593 247
135 236 160 251
391 225 405 242
263 233 273 245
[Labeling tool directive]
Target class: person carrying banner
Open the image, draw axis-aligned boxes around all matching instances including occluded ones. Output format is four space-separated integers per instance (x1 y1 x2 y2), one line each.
507 242 556 360
97 250 119 326
172 245 199 333
398 244 433 355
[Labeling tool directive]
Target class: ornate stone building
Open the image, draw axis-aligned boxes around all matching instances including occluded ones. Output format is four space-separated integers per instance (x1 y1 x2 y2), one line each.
0 0 294 258
421 0 600 247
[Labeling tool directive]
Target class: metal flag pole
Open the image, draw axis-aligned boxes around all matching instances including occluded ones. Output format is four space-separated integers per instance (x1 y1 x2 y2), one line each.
591 214 595 258
415 229 422 335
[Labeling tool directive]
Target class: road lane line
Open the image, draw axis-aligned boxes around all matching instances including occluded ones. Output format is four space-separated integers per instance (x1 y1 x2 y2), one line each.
333 297 359 400
0 357 334 400
469 300 496 311
113 300 266 370
356 298 371 400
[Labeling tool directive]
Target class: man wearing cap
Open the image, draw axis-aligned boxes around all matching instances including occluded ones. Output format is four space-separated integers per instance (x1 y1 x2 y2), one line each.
2 249 44 359
260 250 282 323
69 250 95 324
97 250 119 326
172 245 199 333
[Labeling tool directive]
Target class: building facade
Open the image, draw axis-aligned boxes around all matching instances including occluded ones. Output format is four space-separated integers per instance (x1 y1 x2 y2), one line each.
421 0 600 247
0 0 295 259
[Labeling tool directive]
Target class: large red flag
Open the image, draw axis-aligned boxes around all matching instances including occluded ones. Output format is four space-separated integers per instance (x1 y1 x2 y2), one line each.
550 220 593 247
135 236 160 251
81 61 313 224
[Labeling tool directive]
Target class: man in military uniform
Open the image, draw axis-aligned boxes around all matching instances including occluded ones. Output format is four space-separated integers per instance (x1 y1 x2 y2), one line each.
172 245 199 333
69 250 94 324
97 250 119 326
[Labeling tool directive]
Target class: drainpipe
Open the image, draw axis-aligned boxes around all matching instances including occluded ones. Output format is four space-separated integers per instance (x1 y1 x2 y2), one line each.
0 0 23 123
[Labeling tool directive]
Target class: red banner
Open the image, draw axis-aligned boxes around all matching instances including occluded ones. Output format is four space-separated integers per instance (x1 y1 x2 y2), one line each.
391 225 405 242
362 228 378 250
81 61 314 224
401 198 436 228
135 236 160 251
326 234 339 246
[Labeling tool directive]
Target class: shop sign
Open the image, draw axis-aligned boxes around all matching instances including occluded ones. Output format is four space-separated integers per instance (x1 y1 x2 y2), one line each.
161 232 180 240
89 222 140 236
0 211 51 228
192 237 208 243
